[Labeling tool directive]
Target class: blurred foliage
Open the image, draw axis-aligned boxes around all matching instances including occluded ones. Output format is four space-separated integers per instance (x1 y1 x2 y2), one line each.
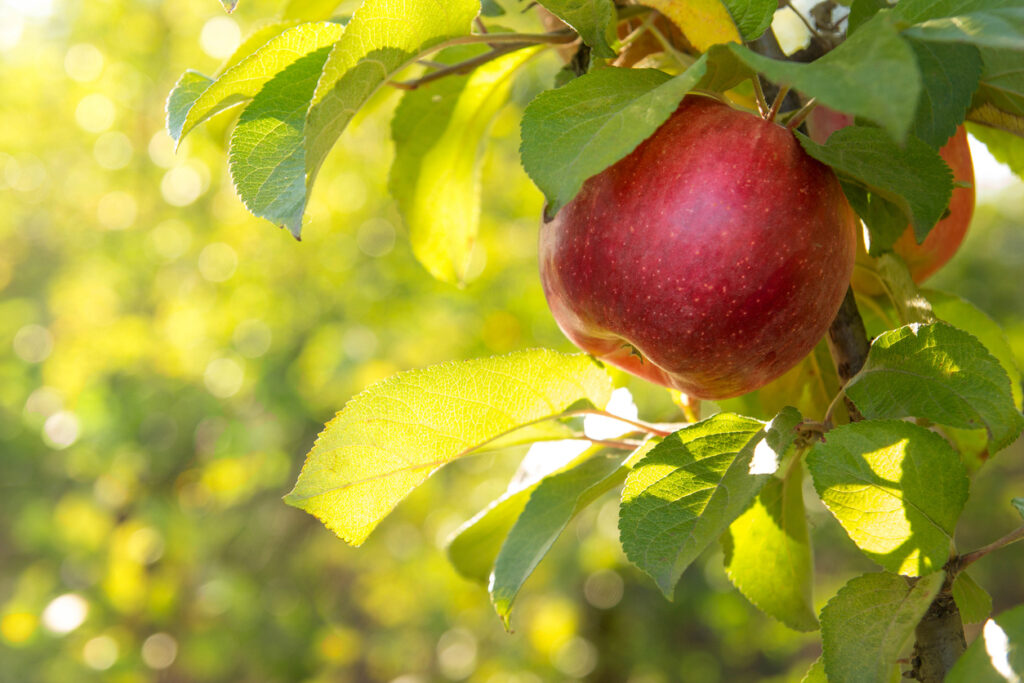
0 1 1022 681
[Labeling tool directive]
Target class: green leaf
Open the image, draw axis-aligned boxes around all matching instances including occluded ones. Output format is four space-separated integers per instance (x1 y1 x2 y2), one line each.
927 290 1023 410
967 122 1024 178
894 0 1019 25
845 322 1024 453
726 12 921 142
446 440 597 583
284 349 614 546
228 43 335 235
166 71 215 143
491 446 641 623
807 420 968 576
220 20 304 75
836 180 909 256
281 0 341 20
800 657 827 683
848 0 888 35
908 40 983 149
797 127 953 247
904 9 1024 50
947 604 1024 682
722 0 776 41
390 46 537 284
536 0 617 58
300 0 479 233
619 409 801 597
974 48 1024 121
953 571 993 624
1014 497 1024 519
723 459 817 632
173 22 345 145
520 59 709 217
820 571 945 683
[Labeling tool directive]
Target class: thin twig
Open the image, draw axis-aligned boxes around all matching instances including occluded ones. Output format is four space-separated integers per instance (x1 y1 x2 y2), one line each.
391 42 529 90
786 97 817 130
766 85 790 123
752 77 769 118
568 409 681 438
785 0 831 50
955 526 1024 571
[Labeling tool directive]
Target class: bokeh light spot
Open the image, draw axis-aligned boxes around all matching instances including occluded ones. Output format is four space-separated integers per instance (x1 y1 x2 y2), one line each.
97 190 138 230
437 628 477 680
83 635 118 670
65 43 104 82
204 357 244 398
161 165 204 206
141 632 178 669
93 131 133 170
43 411 80 449
583 570 624 609
356 218 396 258
75 93 116 133
200 16 241 59
149 219 192 261
552 636 598 678
13 324 54 363
198 242 238 282
233 319 272 358
41 594 88 634
0 612 37 645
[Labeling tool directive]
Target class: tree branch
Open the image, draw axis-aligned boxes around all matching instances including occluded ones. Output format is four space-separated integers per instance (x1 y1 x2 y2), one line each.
825 287 870 422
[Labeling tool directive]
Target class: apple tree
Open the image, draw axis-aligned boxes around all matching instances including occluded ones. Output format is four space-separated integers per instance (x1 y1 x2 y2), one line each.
168 0 1024 680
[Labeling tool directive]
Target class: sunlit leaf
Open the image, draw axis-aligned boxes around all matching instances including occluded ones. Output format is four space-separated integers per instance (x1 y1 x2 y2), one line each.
807 420 968 576
491 446 644 623
300 0 479 234
520 59 709 217
174 22 345 145
820 571 944 683
967 122 1024 177
228 44 335 234
723 459 817 632
166 71 215 143
284 350 614 546
903 8 1024 50
620 408 800 597
845 322 1024 453
638 0 742 52
390 46 538 284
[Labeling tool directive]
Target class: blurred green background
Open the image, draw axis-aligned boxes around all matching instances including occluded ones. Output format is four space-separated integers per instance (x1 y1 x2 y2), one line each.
1 1 1023 681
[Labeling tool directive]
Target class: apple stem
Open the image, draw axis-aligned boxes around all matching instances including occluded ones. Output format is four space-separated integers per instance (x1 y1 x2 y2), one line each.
786 97 818 131
751 78 769 118
765 86 790 123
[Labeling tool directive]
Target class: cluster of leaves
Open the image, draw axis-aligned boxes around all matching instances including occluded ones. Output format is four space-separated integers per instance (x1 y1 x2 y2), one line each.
167 0 1024 679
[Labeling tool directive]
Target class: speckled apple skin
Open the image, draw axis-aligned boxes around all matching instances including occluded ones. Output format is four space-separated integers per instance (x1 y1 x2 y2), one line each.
807 109 975 285
540 96 857 400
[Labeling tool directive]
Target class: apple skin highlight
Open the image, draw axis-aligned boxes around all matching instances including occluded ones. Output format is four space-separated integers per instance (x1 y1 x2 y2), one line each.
540 96 857 400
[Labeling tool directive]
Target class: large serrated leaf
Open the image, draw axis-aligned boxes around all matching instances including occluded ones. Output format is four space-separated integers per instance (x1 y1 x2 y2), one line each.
537 0 617 58
723 459 817 632
807 420 968 576
520 59 709 217
173 22 344 145
722 0 775 41
967 122 1024 176
619 408 801 597
820 571 945 683
927 290 1023 410
796 127 953 247
491 446 643 623
894 0 1019 25
726 12 921 142
166 71 215 143
845 322 1024 453
903 8 1024 50
639 0 742 51
228 43 334 234
298 0 479 234
908 40 983 149
284 350 614 546
947 604 1024 682
390 46 537 285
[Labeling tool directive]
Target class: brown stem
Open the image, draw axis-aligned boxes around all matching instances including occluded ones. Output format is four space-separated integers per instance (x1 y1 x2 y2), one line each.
825 287 870 422
955 525 1024 571
391 42 533 90
907 590 966 682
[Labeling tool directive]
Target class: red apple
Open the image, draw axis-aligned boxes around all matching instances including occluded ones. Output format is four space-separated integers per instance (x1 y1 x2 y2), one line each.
539 96 857 400
806 109 975 284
